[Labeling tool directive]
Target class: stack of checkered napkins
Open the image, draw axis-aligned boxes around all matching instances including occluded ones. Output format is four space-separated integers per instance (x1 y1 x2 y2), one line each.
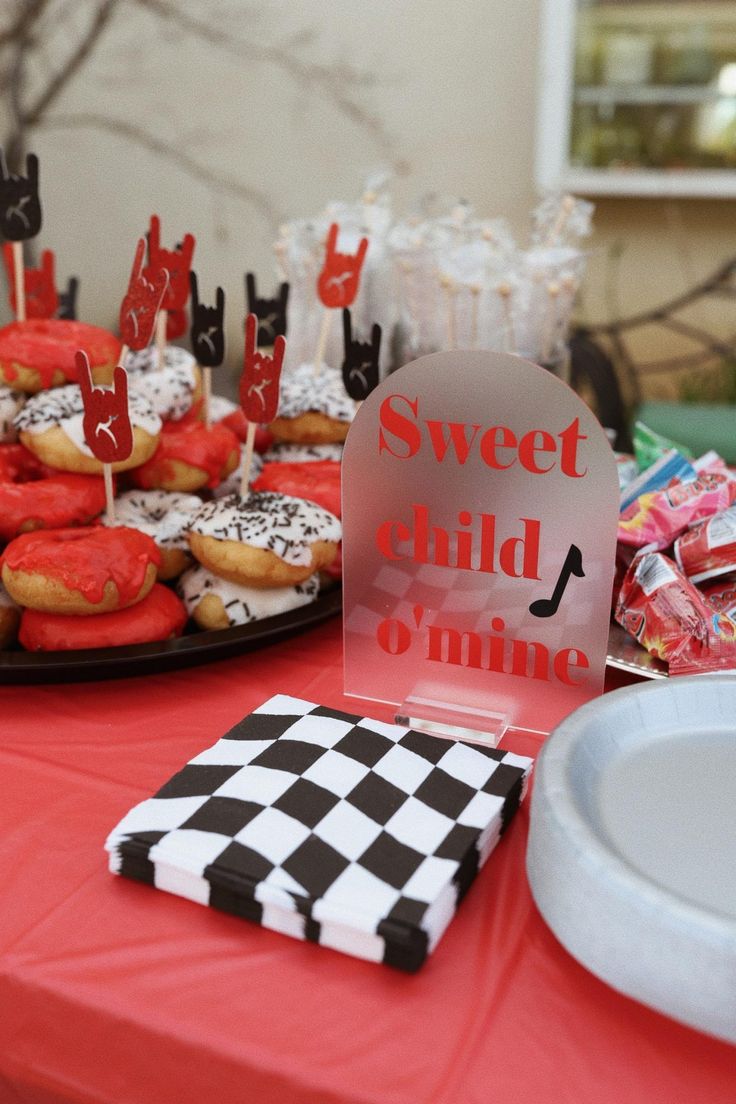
105 695 532 971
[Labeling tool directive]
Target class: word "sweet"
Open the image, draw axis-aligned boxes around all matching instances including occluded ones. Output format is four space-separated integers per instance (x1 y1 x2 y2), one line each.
379 394 587 477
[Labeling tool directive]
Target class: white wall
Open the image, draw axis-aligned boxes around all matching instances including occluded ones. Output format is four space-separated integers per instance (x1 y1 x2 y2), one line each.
2 0 733 399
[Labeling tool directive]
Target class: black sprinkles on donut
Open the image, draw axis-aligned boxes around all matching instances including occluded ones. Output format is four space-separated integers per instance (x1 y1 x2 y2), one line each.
128 362 198 421
189 491 341 567
277 362 357 422
123 345 195 374
13 382 160 438
178 563 320 625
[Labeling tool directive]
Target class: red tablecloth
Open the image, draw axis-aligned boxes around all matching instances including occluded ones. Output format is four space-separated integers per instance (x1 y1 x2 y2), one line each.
1 618 733 1104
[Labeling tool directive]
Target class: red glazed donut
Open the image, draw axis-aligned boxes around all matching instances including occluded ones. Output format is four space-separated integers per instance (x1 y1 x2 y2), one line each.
0 319 121 392
0 442 53 483
253 460 342 519
0 472 106 542
131 419 240 492
1 526 161 614
19 582 187 651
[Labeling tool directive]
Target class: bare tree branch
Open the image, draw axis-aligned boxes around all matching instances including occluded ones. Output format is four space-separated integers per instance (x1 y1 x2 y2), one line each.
0 0 48 49
37 110 280 222
133 0 397 159
23 0 119 126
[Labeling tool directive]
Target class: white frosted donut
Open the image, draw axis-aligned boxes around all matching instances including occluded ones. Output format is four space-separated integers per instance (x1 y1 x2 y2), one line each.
124 345 196 374
208 394 238 422
14 383 161 459
128 360 201 422
262 441 343 464
212 448 263 500
189 491 341 569
103 489 201 549
178 563 320 628
0 385 25 444
278 362 357 422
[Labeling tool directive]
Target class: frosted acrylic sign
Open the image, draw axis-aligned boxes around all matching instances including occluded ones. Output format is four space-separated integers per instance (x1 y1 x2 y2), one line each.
342 350 619 742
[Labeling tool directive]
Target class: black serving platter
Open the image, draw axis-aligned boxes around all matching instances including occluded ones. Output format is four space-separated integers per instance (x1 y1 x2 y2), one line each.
0 587 342 684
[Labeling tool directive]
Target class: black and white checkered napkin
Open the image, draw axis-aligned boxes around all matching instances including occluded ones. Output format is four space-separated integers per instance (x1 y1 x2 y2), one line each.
105 695 532 971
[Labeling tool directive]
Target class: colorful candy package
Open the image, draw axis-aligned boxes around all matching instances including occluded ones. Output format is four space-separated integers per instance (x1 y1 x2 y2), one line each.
615 551 713 664
674 504 736 584
618 468 736 550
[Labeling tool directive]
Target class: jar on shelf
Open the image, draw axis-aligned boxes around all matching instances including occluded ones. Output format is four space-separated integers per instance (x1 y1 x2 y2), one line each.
601 29 655 86
657 24 715 86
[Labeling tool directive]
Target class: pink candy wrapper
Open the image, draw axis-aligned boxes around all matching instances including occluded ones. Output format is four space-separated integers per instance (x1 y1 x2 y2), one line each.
674 504 736 584
618 468 736 550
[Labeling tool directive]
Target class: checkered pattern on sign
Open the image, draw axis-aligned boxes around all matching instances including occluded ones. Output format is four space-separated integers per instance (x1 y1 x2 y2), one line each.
106 695 532 972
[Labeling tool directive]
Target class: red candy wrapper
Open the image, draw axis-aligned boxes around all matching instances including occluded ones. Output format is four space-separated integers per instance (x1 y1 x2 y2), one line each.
701 576 736 621
615 551 713 665
618 467 736 550
316 223 369 309
617 550 736 675
239 312 285 424
674 504 736 584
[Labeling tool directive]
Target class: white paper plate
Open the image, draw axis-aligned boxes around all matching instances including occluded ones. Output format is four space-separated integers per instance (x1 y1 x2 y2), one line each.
527 675 736 1044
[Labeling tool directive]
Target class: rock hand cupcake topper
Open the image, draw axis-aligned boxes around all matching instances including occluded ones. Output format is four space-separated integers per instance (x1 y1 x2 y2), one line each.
317 222 368 310
314 222 369 368
2 244 58 320
245 272 289 348
239 312 285 496
78 349 133 522
190 271 226 429
144 214 196 365
0 149 43 322
190 272 225 368
0 150 41 242
341 308 381 401
119 238 169 358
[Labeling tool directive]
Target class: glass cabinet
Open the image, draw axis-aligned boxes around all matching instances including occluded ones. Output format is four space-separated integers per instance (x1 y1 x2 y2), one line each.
537 0 736 196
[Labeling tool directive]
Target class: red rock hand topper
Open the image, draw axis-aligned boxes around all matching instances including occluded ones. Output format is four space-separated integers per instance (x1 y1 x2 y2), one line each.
239 312 285 423
317 223 369 309
77 350 133 464
119 238 169 350
144 214 195 313
3 243 58 318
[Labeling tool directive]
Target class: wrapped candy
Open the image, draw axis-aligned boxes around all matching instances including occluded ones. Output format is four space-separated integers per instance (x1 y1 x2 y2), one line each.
618 467 736 550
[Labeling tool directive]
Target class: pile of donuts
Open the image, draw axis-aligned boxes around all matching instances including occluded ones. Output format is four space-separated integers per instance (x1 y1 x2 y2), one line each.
0 317 351 653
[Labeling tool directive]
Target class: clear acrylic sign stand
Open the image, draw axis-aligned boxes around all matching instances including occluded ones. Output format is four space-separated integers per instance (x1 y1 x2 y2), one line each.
342 351 620 745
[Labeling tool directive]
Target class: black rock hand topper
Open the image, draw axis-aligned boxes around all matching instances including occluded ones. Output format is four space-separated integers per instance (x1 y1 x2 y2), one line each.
341 308 381 401
245 272 289 347
189 271 225 367
0 150 41 241
57 276 79 321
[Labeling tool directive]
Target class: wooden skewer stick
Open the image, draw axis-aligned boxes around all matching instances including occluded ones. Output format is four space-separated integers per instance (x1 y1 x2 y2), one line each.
155 309 167 370
496 282 517 354
273 239 290 282
203 365 212 429
398 259 420 350
545 194 575 247
541 281 561 365
469 284 481 350
12 241 25 322
239 421 257 498
314 308 332 369
440 274 457 350
103 463 115 523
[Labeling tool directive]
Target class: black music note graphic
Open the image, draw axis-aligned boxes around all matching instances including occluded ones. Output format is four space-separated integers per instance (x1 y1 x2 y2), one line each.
528 543 584 618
